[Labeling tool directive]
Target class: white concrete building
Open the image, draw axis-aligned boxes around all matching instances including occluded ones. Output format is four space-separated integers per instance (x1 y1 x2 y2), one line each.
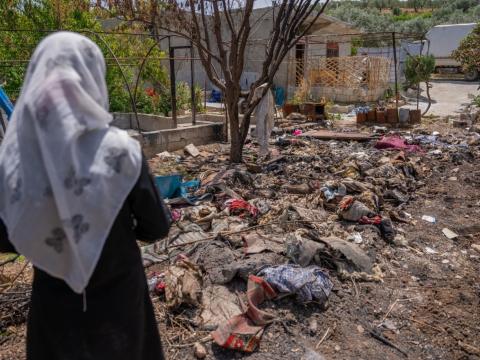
160 7 358 100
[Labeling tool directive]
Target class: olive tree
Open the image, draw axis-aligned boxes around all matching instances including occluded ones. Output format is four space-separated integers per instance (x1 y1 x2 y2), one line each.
405 54 435 115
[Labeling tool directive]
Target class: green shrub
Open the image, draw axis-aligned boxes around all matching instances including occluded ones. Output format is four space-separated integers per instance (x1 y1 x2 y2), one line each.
0 0 172 115
405 54 436 88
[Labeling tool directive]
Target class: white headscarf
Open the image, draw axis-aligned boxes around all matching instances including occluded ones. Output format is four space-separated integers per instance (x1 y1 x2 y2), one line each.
0 32 141 293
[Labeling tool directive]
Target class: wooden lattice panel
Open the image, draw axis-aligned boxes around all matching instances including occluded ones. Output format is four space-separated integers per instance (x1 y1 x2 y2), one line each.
306 56 391 90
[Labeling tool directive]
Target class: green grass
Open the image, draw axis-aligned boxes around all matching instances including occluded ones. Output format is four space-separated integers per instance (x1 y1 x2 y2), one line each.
473 95 480 108
0 254 23 263
393 12 432 22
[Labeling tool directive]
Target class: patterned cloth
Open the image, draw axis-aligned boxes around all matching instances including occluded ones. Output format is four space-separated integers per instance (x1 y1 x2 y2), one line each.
0 32 141 293
258 264 333 304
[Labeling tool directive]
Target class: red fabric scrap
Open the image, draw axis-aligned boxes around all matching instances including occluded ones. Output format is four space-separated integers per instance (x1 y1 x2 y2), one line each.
338 195 355 211
211 275 277 353
155 281 165 294
359 215 382 225
225 199 259 218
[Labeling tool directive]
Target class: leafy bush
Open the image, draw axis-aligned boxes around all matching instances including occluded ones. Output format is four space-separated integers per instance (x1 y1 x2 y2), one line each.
404 54 435 114
405 54 436 87
0 0 201 117
393 11 432 22
472 95 480 108
452 23 480 72
140 82 204 116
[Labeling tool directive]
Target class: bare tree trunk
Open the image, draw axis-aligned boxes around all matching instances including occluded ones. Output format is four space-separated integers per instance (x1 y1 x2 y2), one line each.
422 81 432 116
240 112 252 146
228 102 243 163
223 102 229 142
416 84 420 110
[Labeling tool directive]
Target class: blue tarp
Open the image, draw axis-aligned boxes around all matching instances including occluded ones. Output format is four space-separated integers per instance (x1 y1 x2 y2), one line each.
155 174 200 200
274 86 285 106
209 89 222 103
0 87 13 119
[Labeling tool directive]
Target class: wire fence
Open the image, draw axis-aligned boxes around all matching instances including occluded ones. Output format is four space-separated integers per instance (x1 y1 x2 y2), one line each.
0 28 425 124
0 28 207 125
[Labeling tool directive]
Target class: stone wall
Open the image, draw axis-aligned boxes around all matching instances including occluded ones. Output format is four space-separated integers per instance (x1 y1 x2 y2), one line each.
112 112 226 130
112 113 175 131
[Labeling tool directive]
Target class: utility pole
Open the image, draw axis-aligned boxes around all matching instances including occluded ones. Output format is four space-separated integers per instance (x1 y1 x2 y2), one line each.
190 41 196 125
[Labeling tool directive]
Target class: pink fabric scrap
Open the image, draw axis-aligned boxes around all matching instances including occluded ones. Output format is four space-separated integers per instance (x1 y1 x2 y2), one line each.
375 136 422 152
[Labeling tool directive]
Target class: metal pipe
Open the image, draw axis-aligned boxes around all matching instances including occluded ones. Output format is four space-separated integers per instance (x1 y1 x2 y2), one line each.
83 29 140 131
132 35 170 117
168 37 177 128
392 32 399 113
190 42 196 125
133 40 160 124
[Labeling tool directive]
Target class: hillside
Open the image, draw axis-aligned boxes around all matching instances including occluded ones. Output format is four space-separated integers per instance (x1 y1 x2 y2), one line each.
327 0 480 34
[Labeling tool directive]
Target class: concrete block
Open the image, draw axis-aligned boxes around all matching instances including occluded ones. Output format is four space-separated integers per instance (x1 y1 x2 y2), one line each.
111 113 133 129
139 122 223 157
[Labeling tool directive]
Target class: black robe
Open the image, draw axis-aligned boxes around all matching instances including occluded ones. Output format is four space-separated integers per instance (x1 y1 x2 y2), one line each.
0 157 171 360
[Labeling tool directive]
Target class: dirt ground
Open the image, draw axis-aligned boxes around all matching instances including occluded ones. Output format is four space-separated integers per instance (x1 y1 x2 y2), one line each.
1 114 480 360
403 80 478 117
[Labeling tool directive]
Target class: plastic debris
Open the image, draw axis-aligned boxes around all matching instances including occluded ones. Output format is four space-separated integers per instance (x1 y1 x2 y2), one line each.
136 104 480 358
350 233 363 244
425 247 438 254
338 196 374 222
321 182 347 202
258 264 333 304
422 215 436 223
442 228 459 239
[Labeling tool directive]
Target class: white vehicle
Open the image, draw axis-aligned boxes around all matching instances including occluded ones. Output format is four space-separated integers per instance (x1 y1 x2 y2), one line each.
426 23 478 81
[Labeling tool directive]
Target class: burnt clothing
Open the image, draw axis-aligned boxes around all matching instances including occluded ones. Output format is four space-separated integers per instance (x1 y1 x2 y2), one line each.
0 157 171 360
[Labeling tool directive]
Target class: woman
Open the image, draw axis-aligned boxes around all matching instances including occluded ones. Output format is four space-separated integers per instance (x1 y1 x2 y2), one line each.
0 32 171 360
